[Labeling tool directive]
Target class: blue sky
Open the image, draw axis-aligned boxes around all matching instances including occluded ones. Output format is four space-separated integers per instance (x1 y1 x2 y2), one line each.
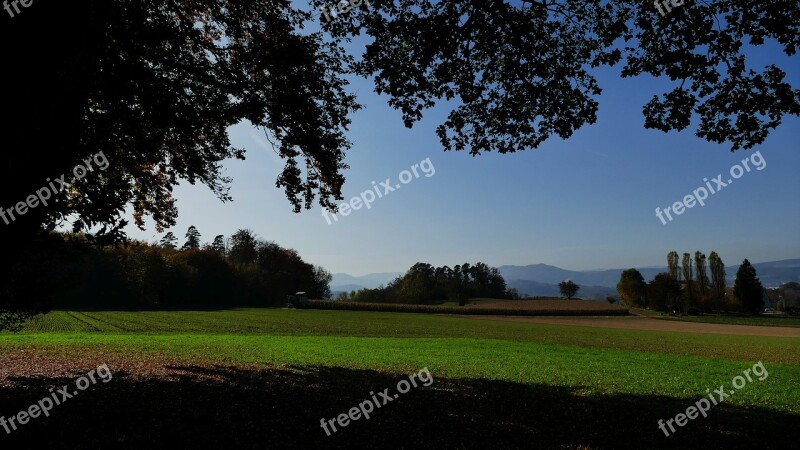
124 37 800 276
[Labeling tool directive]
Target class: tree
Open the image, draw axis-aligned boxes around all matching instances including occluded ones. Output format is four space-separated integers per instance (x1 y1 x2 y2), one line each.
159 232 178 250
311 266 333 300
4 1 797 242
326 1 799 154
667 252 680 282
708 252 727 312
182 226 202 250
228 230 259 265
681 253 694 312
694 251 709 308
2 1 356 241
559 280 580 300
210 235 226 255
617 269 646 307
3 1 798 313
647 273 681 312
734 259 765 313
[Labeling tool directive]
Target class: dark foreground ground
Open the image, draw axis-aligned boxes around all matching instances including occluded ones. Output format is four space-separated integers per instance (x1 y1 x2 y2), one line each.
0 363 797 449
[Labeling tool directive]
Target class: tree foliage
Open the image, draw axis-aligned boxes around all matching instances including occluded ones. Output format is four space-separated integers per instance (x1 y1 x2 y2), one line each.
0 230 332 314
647 272 681 311
182 226 202 251
350 262 508 305
667 251 680 281
734 259 764 313
558 280 580 300
159 232 178 250
210 235 227 255
3 1 798 312
617 268 647 307
694 251 709 298
681 253 694 310
708 251 727 311
323 0 800 154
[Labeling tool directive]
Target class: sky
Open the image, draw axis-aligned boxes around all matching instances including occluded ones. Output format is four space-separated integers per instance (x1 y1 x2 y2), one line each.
123 31 800 276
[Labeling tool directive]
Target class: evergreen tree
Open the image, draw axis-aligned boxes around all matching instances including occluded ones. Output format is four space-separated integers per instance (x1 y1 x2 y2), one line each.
734 259 764 313
182 226 202 250
159 232 178 250
211 235 226 255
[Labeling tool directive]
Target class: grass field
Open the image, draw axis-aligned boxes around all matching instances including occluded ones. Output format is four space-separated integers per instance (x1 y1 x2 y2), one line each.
633 308 800 328
1 309 799 448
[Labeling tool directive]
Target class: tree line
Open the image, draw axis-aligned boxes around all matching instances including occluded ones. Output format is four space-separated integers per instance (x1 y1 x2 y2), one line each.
11 228 331 311
338 262 508 306
616 251 768 314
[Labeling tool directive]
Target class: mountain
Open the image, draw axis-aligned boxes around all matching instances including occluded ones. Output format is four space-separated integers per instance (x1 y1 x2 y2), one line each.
747 259 800 287
498 264 663 289
504 279 617 299
499 259 800 291
330 272 401 292
330 259 800 298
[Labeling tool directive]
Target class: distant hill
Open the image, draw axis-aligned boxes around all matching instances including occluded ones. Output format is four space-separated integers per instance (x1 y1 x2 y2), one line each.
504 279 617 300
330 259 799 298
498 264 664 289
499 259 800 292
747 259 800 287
330 272 401 293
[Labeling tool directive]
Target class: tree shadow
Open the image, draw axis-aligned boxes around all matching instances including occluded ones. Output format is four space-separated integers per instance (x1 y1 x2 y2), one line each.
0 365 796 449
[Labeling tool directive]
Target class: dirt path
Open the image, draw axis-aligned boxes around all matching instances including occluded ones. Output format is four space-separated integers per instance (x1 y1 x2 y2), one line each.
463 315 800 337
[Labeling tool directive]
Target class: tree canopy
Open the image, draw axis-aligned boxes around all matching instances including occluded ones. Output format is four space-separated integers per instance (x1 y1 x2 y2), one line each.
558 280 580 300
617 268 647 307
734 258 765 313
3 1 797 242
2 0 798 309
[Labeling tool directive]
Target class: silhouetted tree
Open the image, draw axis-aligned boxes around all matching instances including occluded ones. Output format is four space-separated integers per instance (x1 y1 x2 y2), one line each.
182 226 202 250
3 1 798 316
210 235 226 255
735 259 764 313
695 251 709 306
228 230 259 265
647 273 681 312
709 252 727 311
682 253 694 312
559 280 580 300
323 1 799 153
159 232 178 250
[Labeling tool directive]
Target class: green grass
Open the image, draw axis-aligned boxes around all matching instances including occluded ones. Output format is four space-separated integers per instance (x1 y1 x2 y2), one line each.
9 309 800 365
3 333 797 413
2 308 799 447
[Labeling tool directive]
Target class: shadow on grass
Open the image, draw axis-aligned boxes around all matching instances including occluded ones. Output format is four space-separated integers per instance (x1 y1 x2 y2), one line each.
0 365 796 449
